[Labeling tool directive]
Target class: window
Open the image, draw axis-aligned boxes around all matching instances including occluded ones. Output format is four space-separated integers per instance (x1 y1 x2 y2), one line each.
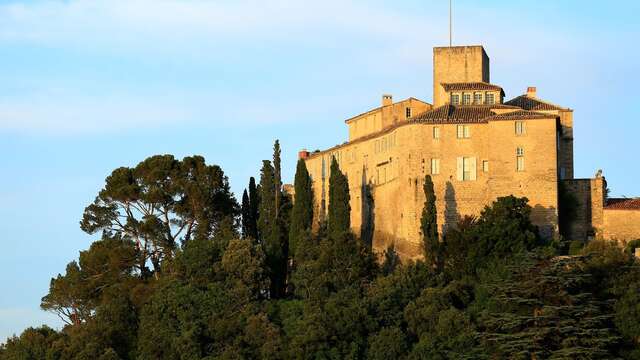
462 93 472 105
451 94 460 105
485 92 495 105
516 147 525 172
457 157 477 181
482 160 489 172
515 121 526 135
431 159 440 175
406 107 412 118
457 125 471 139
474 92 483 104
433 126 440 139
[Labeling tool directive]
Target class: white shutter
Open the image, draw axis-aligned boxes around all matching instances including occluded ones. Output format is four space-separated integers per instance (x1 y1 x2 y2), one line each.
456 157 464 181
470 157 477 181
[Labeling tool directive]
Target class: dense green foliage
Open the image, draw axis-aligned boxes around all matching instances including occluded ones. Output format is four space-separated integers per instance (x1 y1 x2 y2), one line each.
289 159 313 259
4 149 640 359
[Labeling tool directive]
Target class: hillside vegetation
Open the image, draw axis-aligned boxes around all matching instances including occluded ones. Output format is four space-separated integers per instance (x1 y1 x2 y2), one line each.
2 144 640 360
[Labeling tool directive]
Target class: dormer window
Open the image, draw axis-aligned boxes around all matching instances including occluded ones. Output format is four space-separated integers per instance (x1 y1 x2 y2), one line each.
485 92 495 105
462 93 471 105
474 92 483 104
451 94 460 105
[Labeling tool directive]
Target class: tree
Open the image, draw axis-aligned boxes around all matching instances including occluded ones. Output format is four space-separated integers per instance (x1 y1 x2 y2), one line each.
241 189 251 239
289 159 314 258
258 160 287 298
80 155 238 274
421 175 440 271
274 140 282 219
41 235 139 325
327 157 350 238
248 176 260 240
0 326 62 360
471 196 540 260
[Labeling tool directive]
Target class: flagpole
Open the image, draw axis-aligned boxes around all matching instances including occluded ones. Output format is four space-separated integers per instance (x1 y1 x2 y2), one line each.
449 0 452 47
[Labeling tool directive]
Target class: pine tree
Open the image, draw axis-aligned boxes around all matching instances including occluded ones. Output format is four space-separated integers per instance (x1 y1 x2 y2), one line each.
248 176 260 240
241 189 251 239
421 175 440 270
327 157 351 238
289 159 314 258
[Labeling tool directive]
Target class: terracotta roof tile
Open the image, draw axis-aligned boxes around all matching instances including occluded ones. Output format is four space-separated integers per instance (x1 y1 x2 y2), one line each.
441 82 504 92
605 198 640 210
504 95 568 111
411 105 495 124
484 110 558 121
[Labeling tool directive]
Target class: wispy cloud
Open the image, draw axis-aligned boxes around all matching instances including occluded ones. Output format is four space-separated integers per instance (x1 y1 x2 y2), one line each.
0 0 592 134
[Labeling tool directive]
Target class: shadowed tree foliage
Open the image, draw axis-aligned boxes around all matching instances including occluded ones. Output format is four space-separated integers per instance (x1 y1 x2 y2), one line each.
79 155 238 274
248 176 260 240
289 159 314 259
327 157 350 239
421 175 440 271
241 189 251 238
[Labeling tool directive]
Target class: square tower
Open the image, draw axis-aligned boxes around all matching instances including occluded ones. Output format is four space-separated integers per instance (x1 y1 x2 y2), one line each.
433 45 490 106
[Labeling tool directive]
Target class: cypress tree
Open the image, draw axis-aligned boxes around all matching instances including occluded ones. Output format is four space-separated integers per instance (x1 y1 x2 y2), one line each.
241 189 251 239
327 157 351 238
258 159 287 298
248 176 260 240
273 140 282 219
289 159 314 258
421 175 440 270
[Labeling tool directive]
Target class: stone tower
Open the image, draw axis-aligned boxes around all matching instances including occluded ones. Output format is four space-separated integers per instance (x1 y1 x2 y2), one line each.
433 45 490 106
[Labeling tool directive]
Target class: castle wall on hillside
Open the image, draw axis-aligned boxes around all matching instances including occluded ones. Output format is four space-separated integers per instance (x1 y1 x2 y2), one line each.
304 117 559 260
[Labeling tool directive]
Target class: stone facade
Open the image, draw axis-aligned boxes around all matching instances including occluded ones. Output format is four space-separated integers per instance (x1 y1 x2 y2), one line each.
299 44 640 258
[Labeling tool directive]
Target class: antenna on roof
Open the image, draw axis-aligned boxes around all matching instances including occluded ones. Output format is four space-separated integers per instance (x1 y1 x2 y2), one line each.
449 0 453 47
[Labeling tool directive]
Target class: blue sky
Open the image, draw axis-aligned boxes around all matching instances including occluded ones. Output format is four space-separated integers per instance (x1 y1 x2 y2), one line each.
1 0 639 340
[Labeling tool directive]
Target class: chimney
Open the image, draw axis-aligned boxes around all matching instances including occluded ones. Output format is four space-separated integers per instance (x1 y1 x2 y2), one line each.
526 87 537 98
298 149 309 160
382 94 393 106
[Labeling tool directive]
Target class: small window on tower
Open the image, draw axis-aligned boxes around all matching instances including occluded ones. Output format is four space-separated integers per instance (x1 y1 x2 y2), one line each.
433 126 440 139
462 93 472 105
406 107 412 118
482 160 489 172
451 94 460 105
515 121 526 135
485 92 495 105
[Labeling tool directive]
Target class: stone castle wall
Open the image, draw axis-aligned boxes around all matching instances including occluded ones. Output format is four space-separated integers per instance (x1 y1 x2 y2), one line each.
304 117 559 260
603 210 640 241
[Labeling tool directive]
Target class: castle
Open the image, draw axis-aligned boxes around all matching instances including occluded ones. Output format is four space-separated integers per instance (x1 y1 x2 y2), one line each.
298 45 640 260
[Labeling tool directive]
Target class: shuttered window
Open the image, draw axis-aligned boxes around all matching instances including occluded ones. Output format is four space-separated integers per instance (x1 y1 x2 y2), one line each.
431 159 440 175
457 125 470 139
515 121 526 135
433 126 440 139
456 157 477 181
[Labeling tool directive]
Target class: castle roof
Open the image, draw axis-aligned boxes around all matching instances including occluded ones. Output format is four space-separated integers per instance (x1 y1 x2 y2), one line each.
505 95 569 111
484 110 557 121
410 104 546 124
441 82 504 96
605 198 640 210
